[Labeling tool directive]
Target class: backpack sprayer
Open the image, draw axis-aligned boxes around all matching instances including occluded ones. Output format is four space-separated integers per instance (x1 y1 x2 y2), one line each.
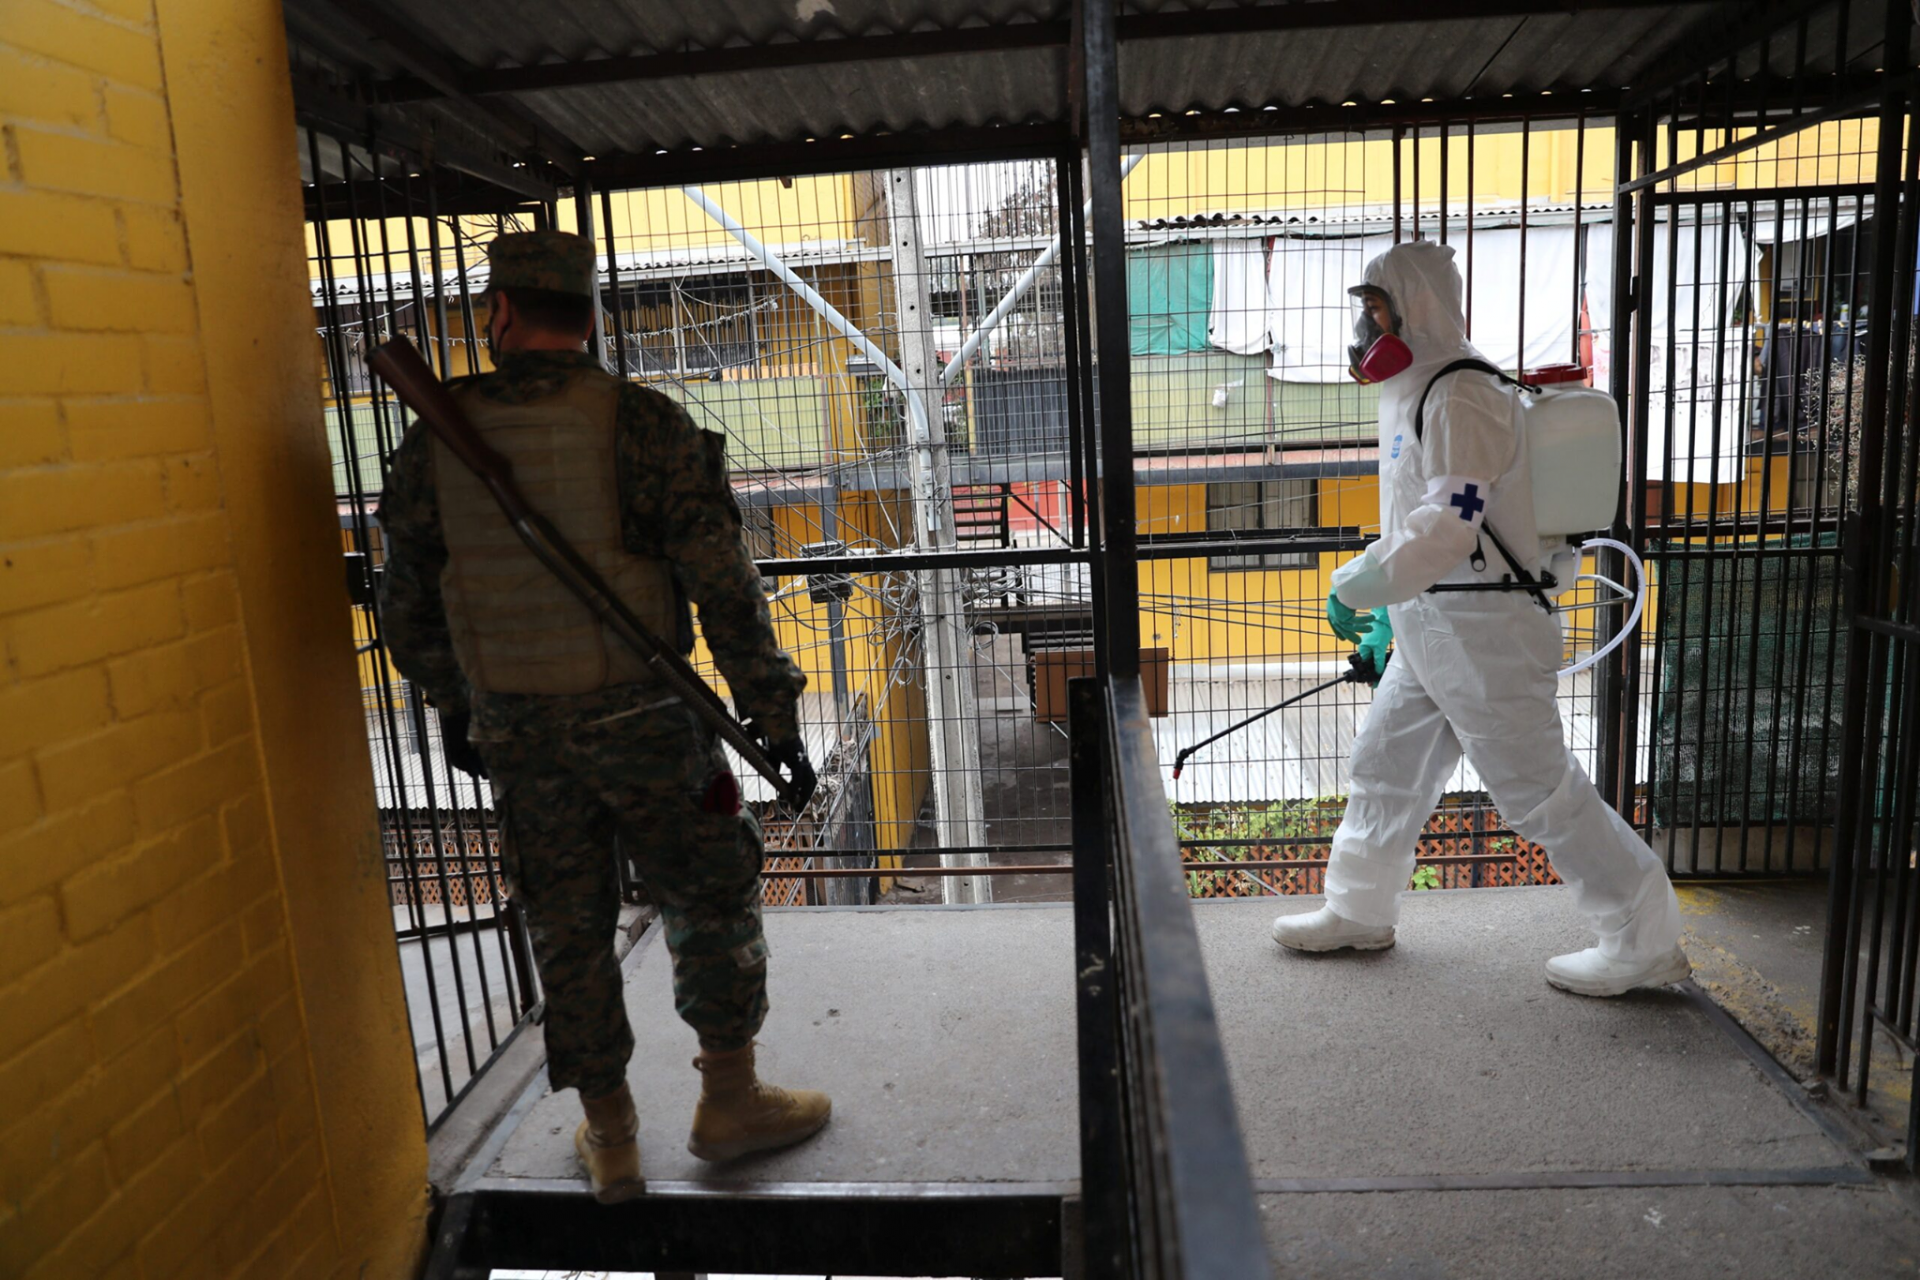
1173 362 1647 777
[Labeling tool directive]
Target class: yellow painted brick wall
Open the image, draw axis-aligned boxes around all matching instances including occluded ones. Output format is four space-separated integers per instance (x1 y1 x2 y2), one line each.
1 2 427 1277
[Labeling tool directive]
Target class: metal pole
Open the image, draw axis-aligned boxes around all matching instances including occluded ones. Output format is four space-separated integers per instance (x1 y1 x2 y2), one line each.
600 186 630 377
1819 6 1912 1079
1082 0 1141 676
573 170 608 369
1069 677 1124 1280
1393 125 1405 244
886 167 991 904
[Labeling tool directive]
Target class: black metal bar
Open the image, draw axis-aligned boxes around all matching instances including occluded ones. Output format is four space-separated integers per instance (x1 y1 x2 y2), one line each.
1782 189 1848 870
574 170 603 363
1069 677 1125 1280
1518 115 1529 380
1697 196 1737 873
1059 145 1090 551
1102 677 1270 1278
1882 636 1920 1034
457 1186 1065 1277
1819 5 1912 1081
587 124 1074 193
1759 195 1808 870
599 187 629 377
1626 114 1661 828
1466 119 1476 339
1648 542 1844 560
451 211 485 376
1572 109 1587 366
1412 121 1421 240
1824 179 1873 1087
1393 125 1405 245
1620 81 1892 193
371 148 514 1048
1081 0 1140 677
1597 111 1637 809
1863 100 1920 1064
310 127 454 1116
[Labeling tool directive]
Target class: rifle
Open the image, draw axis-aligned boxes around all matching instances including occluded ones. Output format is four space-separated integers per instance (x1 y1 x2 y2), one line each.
366 337 807 811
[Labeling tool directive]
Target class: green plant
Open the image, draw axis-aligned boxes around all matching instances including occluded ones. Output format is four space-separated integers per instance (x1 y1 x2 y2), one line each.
1171 796 1346 896
1409 865 1442 891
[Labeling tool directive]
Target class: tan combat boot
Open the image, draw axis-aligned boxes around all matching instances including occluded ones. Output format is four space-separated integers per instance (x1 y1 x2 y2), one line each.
574 1083 645 1203
686 1044 832 1161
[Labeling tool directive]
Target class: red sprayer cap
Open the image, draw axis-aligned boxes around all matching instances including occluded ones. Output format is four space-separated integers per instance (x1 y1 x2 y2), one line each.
1527 363 1589 386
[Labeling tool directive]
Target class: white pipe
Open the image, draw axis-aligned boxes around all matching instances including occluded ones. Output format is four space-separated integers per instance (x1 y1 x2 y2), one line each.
680 185 931 445
939 153 1146 386
1559 537 1648 678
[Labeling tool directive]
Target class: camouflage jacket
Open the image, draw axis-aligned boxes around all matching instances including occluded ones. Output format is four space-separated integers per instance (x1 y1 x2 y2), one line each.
376 349 806 743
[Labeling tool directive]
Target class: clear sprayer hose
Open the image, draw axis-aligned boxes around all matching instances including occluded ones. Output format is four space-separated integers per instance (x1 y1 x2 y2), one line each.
1558 537 1647 678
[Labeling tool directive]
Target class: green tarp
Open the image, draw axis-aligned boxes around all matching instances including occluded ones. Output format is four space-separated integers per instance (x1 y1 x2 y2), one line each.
1650 534 1848 825
1127 242 1214 356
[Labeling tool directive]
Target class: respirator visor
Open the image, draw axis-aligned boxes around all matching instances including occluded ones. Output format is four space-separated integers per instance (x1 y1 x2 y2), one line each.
1347 285 1412 383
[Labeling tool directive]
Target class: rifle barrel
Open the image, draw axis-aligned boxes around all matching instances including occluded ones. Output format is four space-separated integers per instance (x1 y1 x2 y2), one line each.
367 337 800 809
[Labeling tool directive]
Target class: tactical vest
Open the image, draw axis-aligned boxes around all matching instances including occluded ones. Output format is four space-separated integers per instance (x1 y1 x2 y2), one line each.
432 369 680 696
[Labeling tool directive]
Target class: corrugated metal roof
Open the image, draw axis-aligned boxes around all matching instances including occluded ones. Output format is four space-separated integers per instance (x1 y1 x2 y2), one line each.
287 1 1895 179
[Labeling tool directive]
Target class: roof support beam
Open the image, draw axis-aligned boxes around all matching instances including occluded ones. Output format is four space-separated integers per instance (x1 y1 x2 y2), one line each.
1620 0 1839 109
291 76 561 203
310 0 584 172
377 0 1702 101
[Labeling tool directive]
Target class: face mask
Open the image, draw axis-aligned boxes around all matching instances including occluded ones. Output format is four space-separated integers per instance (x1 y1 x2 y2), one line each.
1348 286 1412 383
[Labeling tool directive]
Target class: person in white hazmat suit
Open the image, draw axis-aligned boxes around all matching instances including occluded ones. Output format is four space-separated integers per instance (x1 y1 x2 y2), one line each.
1269 240 1690 997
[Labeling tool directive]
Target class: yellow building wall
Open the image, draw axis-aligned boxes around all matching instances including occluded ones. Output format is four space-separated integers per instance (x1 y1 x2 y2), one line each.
0 2 427 1278
1136 479 1378 664
1126 118 1876 219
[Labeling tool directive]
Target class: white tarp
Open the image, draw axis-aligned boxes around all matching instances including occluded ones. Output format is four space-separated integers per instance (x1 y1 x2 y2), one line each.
1267 233 1393 382
1265 226 1584 382
1209 238 1275 355
1585 215 1751 483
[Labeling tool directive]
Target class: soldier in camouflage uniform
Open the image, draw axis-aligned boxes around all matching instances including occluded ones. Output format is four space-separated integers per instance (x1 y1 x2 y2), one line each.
377 230 830 1202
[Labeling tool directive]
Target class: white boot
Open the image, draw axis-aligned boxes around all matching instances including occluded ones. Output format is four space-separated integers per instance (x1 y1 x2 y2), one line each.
1544 945 1690 997
1270 905 1396 953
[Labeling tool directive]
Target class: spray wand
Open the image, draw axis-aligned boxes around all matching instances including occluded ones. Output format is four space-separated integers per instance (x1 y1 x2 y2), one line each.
1171 651 1387 779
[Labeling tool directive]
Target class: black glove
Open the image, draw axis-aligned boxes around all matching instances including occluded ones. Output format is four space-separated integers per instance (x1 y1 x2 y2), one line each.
439 708 488 778
761 732 817 811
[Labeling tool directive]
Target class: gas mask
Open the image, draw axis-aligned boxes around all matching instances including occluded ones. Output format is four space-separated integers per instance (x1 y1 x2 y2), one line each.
1347 284 1412 384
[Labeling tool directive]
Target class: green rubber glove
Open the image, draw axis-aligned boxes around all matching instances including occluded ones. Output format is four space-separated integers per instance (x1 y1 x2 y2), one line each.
1327 588 1372 644
1355 610 1394 686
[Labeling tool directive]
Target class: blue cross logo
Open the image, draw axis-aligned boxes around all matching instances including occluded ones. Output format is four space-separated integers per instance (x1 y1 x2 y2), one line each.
1450 483 1485 521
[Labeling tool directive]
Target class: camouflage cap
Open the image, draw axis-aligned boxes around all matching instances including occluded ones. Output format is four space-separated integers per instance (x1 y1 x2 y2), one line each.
485 230 596 298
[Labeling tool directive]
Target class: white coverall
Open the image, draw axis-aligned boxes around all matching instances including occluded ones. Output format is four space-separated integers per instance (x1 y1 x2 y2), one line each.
1325 241 1681 964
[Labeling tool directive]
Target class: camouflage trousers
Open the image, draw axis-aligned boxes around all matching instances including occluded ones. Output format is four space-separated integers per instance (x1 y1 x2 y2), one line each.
480 687 769 1098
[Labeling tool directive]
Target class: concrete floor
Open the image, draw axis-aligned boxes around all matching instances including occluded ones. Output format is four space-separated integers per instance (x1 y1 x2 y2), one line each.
463 887 1919 1277
1676 878 1909 1142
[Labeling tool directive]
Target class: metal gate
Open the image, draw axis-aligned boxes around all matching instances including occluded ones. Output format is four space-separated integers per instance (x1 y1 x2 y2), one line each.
1615 175 1869 877
1816 37 1920 1164
1603 0 1902 884
306 132 545 1127
1610 0 1920 1165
